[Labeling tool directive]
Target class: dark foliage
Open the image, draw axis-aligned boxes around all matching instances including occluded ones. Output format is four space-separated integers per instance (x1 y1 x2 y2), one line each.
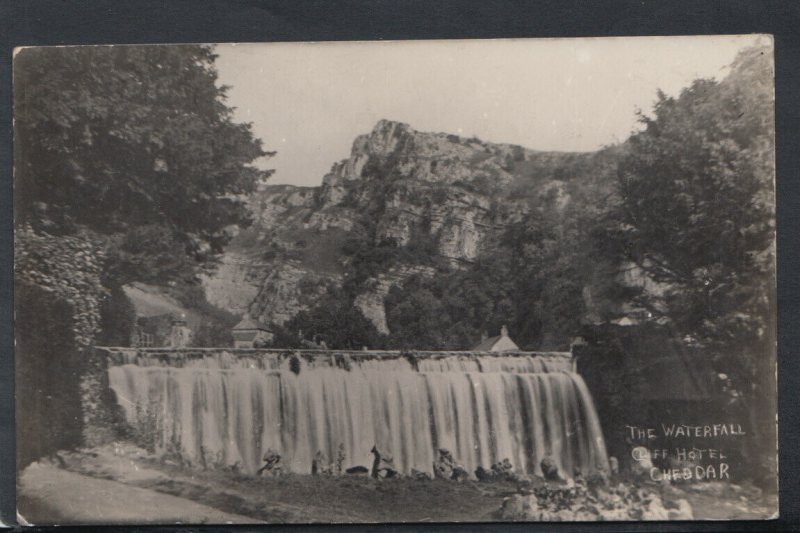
171 283 239 347
14 44 273 285
96 284 137 346
16 283 85 470
191 309 239 348
280 288 386 350
584 45 776 482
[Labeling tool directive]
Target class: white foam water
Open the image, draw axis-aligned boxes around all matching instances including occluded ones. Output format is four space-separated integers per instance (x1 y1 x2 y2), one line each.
107 352 608 477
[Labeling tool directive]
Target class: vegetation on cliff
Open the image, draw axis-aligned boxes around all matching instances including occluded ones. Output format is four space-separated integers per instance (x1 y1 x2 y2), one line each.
248 45 776 485
271 45 774 365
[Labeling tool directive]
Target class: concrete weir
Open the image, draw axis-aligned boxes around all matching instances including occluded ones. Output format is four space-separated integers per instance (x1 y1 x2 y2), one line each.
90 347 608 478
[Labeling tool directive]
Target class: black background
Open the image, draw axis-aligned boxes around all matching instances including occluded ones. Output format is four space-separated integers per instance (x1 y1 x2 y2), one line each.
1 1 799 531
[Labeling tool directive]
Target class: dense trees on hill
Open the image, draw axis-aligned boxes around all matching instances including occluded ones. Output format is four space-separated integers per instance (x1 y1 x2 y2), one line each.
272 288 386 350
610 44 775 385
606 44 776 474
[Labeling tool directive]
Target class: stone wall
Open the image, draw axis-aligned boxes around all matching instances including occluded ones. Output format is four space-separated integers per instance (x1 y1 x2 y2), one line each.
95 346 573 367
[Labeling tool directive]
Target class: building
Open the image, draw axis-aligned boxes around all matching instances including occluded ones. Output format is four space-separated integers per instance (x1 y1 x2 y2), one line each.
124 282 196 347
470 325 520 352
232 317 273 348
131 314 193 348
168 315 192 348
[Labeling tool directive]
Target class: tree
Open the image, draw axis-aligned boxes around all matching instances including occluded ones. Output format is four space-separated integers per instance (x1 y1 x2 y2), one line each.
612 44 774 370
608 44 776 474
16 283 85 469
280 289 386 350
14 44 273 285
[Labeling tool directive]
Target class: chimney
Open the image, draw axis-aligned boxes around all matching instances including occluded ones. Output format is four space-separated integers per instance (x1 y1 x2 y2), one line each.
500 325 509 338
481 331 488 342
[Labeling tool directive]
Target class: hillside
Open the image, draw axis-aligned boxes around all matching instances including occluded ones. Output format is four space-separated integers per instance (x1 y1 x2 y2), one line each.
203 119 622 346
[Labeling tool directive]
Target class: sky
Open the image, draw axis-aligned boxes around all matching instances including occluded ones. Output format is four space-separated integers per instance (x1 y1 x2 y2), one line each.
214 35 766 187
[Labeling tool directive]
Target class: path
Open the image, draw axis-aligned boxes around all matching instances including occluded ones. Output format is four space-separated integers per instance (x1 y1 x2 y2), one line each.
17 462 260 526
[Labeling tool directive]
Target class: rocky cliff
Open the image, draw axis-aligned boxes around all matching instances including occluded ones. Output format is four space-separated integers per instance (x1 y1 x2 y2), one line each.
203 119 608 333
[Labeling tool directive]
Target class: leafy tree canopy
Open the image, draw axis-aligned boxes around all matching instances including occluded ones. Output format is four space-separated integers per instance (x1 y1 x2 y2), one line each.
14 44 273 284
276 288 387 350
607 44 775 401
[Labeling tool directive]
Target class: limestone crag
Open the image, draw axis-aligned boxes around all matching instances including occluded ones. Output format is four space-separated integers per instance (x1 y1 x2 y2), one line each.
248 262 340 326
204 119 597 332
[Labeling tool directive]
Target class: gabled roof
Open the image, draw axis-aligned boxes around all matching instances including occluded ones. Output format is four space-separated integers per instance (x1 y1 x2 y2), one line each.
123 282 199 328
471 335 504 351
233 330 260 342
470 325 520 352
233 317 270 331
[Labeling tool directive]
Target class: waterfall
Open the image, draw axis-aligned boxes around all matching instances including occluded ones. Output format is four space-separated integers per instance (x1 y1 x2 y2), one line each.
107 350 608 478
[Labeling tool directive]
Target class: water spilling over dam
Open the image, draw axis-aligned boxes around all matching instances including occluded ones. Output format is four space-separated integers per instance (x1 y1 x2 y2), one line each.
104 349 608 478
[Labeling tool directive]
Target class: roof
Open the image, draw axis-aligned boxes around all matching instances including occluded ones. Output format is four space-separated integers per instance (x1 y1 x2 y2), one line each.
233 317 270 332
123 283 183 318
471 335 503 351
470 326 520 352
233 330 260 342
123 283 199 326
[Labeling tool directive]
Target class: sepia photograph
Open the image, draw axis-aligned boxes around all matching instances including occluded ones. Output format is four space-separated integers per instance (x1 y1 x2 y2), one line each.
13 35 777 524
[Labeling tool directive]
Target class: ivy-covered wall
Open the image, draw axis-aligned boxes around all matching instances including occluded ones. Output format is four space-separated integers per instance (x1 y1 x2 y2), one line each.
15 227 115 451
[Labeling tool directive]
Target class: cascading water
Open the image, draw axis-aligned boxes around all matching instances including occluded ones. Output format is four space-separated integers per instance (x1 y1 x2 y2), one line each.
107 350 608 478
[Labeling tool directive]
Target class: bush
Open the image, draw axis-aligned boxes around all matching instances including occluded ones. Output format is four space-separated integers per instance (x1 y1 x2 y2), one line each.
15 227 105 347
289 355 302 375
16 282 85 470
96 284 136 346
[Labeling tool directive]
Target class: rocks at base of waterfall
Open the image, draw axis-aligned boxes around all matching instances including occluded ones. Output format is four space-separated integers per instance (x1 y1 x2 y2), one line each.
476 458 518 482
451 466 469 482
345 465 370 476
609 456 620 476
683 480 753 499
411 468 432 481
540 456 563 482
257 449 283 477
577 468 611 489
312 450 333 476
667 498 694 520
630 446 654 481
433 448 468 482
494 478 694 521
370 445 399 479
334 443 346 476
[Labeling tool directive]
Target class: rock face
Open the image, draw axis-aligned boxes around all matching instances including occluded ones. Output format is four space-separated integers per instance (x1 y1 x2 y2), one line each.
354 265 437 334
204 119 599 332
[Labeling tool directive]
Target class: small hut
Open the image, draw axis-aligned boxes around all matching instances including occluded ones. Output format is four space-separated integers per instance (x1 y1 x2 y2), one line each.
470 325 520 352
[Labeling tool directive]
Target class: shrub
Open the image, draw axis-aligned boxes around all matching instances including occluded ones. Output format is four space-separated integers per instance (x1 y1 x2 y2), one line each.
16 282 85 470
289 355 302 375
96 284 137 346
